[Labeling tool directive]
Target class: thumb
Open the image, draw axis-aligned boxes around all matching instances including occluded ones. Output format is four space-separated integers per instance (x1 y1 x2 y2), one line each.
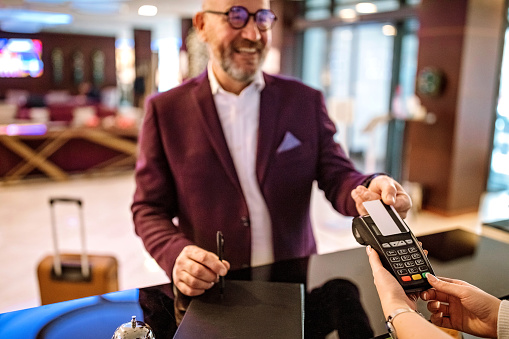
427 274 465 299
366 245 382 269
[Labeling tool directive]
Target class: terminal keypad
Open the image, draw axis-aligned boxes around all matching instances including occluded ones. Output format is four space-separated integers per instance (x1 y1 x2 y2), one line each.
382 238 430 283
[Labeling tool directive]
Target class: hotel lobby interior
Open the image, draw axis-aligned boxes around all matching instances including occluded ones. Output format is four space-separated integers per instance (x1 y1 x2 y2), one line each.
1 0 509 338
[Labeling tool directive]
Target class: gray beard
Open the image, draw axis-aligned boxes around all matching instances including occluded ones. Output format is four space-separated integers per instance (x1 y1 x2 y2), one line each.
220 46 266 83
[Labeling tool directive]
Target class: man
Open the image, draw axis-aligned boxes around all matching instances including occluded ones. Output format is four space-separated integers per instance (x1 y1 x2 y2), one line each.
131 0 412 298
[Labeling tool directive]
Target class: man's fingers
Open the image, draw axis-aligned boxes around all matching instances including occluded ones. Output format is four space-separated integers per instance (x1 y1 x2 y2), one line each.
351 186 381 215
369 177 397 204
221 259 231 271
173 245 231 297
175 283 208 297
351 177 412 219
177 270 214 292
183 246 228 276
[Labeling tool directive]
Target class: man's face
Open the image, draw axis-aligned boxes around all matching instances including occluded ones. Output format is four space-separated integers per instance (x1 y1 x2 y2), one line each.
196 0 272 84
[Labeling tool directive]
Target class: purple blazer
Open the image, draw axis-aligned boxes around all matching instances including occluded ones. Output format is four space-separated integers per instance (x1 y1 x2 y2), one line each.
131 71 369 277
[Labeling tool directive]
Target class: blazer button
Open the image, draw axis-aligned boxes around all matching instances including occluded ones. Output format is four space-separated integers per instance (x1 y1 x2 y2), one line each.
241 216 250 227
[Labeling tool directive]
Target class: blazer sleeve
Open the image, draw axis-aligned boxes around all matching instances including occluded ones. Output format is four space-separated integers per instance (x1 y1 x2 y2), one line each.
313 91 369 216
131 97 194 279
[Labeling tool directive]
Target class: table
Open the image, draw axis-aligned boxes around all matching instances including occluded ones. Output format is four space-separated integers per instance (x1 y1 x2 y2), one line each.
1 229 508 338
0 126 137 183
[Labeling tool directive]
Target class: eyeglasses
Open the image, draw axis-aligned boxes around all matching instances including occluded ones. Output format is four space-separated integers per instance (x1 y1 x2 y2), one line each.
203 6 277 32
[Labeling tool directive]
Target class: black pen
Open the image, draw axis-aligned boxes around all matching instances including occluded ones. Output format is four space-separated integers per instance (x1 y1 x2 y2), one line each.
216 231 225 296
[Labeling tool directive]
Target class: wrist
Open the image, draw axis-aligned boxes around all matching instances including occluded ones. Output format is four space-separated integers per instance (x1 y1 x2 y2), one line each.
386 308 424 339
383 302 413 319
361 173 389 188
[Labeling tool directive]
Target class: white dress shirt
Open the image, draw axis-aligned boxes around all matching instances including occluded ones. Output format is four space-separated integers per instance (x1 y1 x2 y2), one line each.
208 65 274 267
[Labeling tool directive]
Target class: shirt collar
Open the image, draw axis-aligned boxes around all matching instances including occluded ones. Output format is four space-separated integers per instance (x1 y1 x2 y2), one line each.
208 62 265 95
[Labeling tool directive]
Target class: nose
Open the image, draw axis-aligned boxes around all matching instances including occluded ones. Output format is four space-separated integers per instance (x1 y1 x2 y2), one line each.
240 16 261 41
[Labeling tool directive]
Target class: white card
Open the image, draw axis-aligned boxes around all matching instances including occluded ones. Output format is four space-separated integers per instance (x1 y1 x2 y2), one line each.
363 200 408 236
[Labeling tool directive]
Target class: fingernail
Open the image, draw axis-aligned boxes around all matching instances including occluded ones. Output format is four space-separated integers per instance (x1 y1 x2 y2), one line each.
366 245 372 254
427 274 437 282
422 291 428 300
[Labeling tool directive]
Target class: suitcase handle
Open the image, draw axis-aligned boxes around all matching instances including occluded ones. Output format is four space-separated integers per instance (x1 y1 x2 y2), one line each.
50 197 82 206
49 197 90 279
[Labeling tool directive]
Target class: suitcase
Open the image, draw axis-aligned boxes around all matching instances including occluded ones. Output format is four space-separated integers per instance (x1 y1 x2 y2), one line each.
37 197 119 305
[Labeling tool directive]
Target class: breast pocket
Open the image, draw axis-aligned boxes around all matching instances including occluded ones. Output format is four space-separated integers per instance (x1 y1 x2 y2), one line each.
275 143 313 166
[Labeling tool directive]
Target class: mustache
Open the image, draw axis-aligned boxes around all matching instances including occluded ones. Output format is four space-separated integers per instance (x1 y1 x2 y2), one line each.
232 39 264 51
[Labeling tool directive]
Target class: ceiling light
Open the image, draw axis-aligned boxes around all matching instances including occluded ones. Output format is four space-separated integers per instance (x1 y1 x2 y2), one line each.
382 25 397 36
0 9 72 33
138 5 158 16
355 3 377 14
0 9 72 25
339 9 358 21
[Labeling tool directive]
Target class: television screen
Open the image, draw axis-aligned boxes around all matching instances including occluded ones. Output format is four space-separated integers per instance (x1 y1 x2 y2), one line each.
0 38 43 78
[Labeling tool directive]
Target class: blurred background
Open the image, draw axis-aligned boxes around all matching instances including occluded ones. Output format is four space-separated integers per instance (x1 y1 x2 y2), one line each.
1 0 509 315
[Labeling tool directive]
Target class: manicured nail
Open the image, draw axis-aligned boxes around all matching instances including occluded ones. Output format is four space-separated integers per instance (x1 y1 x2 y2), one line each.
366 245 372 254
427 274 437 282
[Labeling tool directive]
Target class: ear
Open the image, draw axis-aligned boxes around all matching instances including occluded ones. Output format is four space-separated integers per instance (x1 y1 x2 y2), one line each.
193 12 207 42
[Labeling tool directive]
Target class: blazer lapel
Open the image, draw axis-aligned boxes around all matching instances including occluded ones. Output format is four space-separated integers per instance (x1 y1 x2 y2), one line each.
192 73 242 192
257 74 282 186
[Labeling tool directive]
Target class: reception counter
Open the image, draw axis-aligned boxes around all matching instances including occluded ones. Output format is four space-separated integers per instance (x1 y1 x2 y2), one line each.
0 125 137 183
1 229 508 338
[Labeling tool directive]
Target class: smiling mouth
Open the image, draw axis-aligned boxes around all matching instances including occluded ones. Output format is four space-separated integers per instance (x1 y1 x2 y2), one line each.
236 47 258 54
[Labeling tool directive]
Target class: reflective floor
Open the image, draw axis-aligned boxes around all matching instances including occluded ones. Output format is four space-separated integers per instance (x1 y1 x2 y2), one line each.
1 172 508 314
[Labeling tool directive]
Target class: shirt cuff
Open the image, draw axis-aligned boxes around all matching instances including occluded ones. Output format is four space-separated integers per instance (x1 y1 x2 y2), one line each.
498 299 509 339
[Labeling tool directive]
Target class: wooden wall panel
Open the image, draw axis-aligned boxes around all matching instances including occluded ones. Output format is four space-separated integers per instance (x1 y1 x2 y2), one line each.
405 0 505 215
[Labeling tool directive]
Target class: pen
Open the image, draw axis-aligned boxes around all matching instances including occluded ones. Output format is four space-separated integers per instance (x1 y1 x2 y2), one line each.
216 231 225 296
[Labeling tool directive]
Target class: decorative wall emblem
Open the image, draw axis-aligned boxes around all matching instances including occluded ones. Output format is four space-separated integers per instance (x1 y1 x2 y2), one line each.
73 50 85 85
51 48 64 84
416 67 445 97
92 50 105 86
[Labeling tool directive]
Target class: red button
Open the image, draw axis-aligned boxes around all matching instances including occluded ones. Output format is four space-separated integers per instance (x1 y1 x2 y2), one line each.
401 276 411 282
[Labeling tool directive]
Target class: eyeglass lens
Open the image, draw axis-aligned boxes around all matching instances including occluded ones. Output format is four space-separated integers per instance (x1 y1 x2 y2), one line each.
228 6 276 31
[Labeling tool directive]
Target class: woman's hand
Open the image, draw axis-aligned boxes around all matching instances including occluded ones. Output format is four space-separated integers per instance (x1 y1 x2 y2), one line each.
366 246 417 318
421 275 501 338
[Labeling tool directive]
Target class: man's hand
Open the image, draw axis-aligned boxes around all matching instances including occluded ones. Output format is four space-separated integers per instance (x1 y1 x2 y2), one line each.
172 245 230 297
351 175 412 218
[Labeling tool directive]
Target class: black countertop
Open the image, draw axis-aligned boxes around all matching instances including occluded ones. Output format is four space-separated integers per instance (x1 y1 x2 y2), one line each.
1 229 508 338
